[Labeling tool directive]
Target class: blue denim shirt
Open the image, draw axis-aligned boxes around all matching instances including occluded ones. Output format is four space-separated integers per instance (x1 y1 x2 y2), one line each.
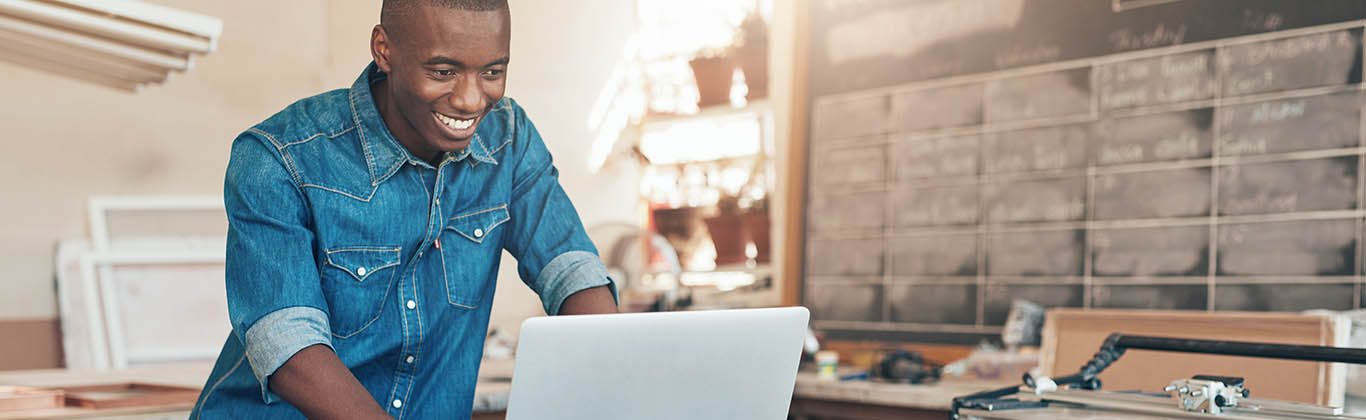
191 63 617 419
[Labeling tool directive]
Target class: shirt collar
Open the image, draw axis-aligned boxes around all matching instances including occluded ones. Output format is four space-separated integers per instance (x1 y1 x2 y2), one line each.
348 62 499 184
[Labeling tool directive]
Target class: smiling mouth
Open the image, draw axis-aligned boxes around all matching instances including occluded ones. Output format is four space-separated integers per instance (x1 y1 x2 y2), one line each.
434 112 476 130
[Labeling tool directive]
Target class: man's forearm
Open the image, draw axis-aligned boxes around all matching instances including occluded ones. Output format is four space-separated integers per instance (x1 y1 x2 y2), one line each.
559 285 618 315
270 344 393 420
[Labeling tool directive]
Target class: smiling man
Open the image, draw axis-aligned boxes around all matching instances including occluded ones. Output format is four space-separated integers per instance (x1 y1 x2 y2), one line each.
190 0 618 418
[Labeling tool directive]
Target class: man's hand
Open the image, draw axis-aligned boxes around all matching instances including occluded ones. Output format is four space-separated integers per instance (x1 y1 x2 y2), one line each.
270 344 394 420
558 285 618 315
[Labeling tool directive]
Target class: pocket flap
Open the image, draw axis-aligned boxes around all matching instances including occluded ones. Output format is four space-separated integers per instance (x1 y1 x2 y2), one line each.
445 205 510 244
324 247 401 282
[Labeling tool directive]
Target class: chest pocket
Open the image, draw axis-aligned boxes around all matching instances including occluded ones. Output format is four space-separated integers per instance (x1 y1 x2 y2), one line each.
320 247 400 338
439 204 510 308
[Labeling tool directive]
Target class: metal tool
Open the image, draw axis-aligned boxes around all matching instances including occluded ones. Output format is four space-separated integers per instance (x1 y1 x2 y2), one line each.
952 334 1366 419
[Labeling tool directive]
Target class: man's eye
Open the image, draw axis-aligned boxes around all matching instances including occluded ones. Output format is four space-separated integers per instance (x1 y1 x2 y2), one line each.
433 69 455 77
482 69 504 79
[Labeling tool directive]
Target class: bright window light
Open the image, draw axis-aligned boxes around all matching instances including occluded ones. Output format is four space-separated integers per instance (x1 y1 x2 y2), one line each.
638 112 761 165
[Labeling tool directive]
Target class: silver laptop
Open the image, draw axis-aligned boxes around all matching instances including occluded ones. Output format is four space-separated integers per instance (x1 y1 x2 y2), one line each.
505 307 810 420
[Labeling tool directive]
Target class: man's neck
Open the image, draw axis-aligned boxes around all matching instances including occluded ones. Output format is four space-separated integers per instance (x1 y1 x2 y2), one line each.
371 79 441 165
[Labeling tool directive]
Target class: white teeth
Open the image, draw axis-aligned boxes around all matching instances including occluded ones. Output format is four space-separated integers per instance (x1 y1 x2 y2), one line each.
435 113 474 130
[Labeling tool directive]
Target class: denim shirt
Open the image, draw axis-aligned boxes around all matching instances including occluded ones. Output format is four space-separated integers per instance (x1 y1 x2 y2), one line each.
191 63 617 419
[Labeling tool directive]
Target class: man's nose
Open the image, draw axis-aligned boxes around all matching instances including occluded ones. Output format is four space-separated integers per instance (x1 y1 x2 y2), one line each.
449 74 483 114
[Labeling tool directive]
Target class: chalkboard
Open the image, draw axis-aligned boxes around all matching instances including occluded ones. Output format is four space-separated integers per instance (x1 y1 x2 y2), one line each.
801 0 1366 344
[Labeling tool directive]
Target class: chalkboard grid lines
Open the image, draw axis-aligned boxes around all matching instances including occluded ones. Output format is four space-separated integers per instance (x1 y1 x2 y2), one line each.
805 19 1366 340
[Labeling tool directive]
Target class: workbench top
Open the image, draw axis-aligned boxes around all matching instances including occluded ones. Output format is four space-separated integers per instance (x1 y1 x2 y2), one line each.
0 359 517 418
792 371 1017 410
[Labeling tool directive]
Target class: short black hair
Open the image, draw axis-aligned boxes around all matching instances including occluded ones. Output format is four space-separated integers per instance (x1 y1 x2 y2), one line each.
381 0 509 39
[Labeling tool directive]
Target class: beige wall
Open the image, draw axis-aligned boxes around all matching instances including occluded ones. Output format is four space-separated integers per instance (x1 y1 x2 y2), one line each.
0 0 641 363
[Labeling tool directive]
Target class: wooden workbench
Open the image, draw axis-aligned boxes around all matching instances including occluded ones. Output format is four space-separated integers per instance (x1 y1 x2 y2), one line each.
0 359 516 419
789 372 1017 420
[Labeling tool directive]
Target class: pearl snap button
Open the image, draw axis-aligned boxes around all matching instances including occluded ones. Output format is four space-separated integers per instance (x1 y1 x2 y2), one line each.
406 300 416 309
392 399 402 408
356 267 367 276
406 355 415 363
474 228 484 238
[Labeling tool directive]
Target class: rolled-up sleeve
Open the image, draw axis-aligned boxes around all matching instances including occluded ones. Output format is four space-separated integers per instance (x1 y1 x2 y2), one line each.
501 104 619 315
224 133 333 404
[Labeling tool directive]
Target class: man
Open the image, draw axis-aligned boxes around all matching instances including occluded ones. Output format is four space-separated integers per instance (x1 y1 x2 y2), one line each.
191 0 618 418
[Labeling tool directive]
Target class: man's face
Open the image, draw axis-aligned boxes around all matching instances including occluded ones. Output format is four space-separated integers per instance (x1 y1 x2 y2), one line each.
373 5 510 159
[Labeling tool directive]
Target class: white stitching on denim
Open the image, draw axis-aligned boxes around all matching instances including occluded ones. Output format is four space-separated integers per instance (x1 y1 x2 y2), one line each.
489 135 513 155
448 204 509 221
274 125 357 148
247 130 307 187
390 269 411 420
192 353 245 419
475 133 497 164
349 88 379 183
397 280 418 420
449 214 510 244
324 260 400 282
328 249 399 339
375 159 405 186
247 128 283 149
326 247 401 254
299 183 378 202
437 232 477 309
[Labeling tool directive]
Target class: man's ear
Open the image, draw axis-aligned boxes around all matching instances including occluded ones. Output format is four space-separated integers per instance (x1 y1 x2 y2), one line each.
371 24 393 73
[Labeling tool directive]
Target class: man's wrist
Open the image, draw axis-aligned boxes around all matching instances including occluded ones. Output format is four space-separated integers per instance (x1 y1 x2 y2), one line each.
558 285 618 315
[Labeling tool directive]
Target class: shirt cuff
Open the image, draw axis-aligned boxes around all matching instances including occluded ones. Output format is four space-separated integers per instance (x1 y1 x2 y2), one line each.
536 250 619 315
243 306 334 404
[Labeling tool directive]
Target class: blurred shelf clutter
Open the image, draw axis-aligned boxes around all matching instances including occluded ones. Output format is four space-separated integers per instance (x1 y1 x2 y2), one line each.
0 0 223 91
584 0 776 311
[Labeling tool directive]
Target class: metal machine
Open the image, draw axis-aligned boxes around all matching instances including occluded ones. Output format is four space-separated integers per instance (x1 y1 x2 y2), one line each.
953 335 1366 419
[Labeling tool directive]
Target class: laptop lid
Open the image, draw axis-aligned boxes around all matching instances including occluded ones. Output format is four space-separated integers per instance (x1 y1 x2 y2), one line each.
505 307 810 420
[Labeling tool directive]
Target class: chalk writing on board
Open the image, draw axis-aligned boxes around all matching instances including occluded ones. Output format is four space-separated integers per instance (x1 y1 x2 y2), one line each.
894 185 979 227
1217 91 1361 156
1220 28 1362 96
893 135 979 180
984 123 1090 173
986 67 1092 122
1218 157 1357 215
1097 108 1212 165
1109 23 1188 51
986 177 1086 223
1099 49 1216 109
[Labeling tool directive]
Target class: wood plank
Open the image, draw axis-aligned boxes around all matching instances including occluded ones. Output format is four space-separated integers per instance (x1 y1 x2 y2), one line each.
0 386 63 411
780 0 811 308
58 382 199 409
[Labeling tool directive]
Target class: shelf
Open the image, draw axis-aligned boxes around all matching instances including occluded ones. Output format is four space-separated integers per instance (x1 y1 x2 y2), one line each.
638 98 771 127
